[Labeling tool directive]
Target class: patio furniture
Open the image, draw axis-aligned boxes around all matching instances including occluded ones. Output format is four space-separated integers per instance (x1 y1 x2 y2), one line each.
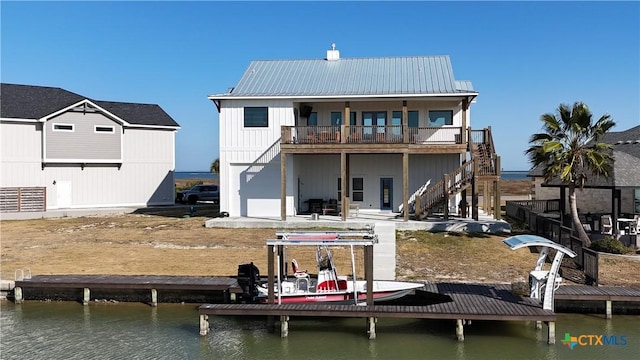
600 215 613 235
322 199 339 215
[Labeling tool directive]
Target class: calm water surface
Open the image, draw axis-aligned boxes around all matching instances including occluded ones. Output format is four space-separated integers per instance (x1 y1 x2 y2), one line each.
1 300 637 359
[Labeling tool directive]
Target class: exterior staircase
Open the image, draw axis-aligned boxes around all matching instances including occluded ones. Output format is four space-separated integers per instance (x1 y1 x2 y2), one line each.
412 127 500 219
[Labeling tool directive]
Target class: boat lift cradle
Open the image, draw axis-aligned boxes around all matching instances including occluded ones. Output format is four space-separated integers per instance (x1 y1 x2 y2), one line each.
502 234 577 311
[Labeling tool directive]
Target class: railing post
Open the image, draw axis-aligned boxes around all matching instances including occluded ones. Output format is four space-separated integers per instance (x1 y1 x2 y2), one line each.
443 174 449 220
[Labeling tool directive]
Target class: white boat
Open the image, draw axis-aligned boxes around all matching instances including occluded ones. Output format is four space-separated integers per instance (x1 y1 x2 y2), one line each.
237 231 424 305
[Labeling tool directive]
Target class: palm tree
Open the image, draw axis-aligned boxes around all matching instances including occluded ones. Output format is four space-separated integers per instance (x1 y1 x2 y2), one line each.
525 102 615 247
210 158 219 174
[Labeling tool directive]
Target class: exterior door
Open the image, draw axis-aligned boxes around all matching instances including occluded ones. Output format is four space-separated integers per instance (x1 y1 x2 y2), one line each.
56 181 72 208
380 178 393 211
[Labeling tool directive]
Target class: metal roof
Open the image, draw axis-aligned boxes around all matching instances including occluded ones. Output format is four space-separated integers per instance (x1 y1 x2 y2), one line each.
211 56 476 99
502 235 577 258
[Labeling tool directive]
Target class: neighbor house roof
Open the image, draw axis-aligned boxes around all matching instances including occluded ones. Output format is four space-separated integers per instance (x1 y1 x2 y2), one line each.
209 55 476 99
1 83 179 128
528 125 640 188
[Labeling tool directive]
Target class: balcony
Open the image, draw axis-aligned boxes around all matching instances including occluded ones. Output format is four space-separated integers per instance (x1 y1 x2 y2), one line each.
281 125 463 146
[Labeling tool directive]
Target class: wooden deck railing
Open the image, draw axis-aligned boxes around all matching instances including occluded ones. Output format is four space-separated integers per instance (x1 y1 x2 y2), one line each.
281 125 463 145
505 200 599 285
415 160 475 218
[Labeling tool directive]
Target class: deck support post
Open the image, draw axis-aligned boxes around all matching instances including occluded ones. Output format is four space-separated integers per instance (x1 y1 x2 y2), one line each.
14 286 23 304
606 300 612 319
547 321 556 344
83 287 90 305
456 319 464 342
151 289 158 307
367 317 377 340
280 315 289 337
199 314 209 336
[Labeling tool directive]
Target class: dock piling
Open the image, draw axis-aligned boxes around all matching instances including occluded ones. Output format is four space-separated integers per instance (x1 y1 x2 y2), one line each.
280 315 289 337
199 314 209 336
606 300 612 319
367 317 377 340
151 289 158 307
14 286 23 304
83 288 90 305
456 319 464 342
547 321 556 344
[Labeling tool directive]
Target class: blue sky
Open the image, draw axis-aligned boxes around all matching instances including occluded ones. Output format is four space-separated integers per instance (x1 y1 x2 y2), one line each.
2 1 638 171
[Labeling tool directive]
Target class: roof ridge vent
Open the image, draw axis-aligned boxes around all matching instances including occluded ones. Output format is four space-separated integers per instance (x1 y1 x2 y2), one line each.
326 43 340 61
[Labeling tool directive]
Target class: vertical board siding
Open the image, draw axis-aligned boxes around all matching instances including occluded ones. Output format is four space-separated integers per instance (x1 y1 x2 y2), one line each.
46 112 122 160
1 120 176 209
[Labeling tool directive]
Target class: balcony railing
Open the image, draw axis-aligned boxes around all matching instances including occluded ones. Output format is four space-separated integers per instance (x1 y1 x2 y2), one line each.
281 125 463 145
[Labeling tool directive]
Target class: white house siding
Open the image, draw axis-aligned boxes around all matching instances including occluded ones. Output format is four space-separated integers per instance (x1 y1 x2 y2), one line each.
293 153 461 213
45 111 122 161
0 121 175 209
219 99 295 216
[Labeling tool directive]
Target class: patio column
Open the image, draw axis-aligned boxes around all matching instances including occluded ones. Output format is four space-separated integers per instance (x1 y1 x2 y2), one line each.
280 151 287 221
343 101 350 144
402 100 409 143
461 98 469 148
341 152 347 221
403 152 409 222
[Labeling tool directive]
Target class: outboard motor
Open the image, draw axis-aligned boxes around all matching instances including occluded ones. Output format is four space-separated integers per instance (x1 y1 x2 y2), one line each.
237 262 260 303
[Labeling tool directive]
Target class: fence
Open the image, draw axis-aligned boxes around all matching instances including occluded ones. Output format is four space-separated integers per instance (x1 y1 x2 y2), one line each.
506 200 599 285
0 187 47 213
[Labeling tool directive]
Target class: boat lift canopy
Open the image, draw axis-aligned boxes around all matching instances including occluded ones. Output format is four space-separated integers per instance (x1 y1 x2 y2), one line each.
502 234 576 311
268 230 378 247
266 229 378 305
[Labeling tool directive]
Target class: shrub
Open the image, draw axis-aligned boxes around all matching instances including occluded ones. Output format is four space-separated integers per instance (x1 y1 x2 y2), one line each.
590 236 634 255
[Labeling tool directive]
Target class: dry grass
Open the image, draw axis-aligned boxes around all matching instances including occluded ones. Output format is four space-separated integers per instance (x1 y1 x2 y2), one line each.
1 178 637 287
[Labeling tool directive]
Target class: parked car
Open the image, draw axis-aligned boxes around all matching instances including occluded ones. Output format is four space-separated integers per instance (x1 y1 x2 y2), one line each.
176 184 219 204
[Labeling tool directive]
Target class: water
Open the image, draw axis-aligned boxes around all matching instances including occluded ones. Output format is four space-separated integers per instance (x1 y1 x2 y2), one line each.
1 301 638 359
501 171 529 181
175 171 218 180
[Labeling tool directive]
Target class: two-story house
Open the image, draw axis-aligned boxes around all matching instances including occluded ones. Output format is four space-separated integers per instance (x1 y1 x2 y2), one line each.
1 83 180 212
208 46 500 221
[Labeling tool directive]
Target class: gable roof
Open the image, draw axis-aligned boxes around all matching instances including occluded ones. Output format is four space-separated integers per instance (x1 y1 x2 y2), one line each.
1 83 179 128
528 125 640 188
210 55 476 99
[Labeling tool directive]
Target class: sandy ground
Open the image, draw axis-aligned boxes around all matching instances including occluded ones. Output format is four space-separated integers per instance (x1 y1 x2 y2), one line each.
1 180 638 286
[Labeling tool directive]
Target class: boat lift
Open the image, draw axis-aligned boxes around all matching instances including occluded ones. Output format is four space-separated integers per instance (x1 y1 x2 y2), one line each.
502 234 577 311
266 229 378 306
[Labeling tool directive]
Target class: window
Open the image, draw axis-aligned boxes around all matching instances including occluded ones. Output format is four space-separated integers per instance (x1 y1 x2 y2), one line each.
244 107 268 127
52 123 74 132
337 178 342 199
635 188 640 213
408 111 419 128
352 177 363 202
308 112 318 126
428 110 453 126
362 111 386 135
94 125 114 134
331 112 356 126
392 111 420 131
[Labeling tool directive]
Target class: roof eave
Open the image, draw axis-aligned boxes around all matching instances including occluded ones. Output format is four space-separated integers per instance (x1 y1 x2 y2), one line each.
207 92 479 101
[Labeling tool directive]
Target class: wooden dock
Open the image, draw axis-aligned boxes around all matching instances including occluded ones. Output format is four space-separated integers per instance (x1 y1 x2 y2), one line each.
13 275 242 306
555 284 640 318
10 275 640 344
199 282 558 343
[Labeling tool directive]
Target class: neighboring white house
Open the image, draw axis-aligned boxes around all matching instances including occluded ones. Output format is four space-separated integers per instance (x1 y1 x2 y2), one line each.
0 83 180 211
208 46 500 220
